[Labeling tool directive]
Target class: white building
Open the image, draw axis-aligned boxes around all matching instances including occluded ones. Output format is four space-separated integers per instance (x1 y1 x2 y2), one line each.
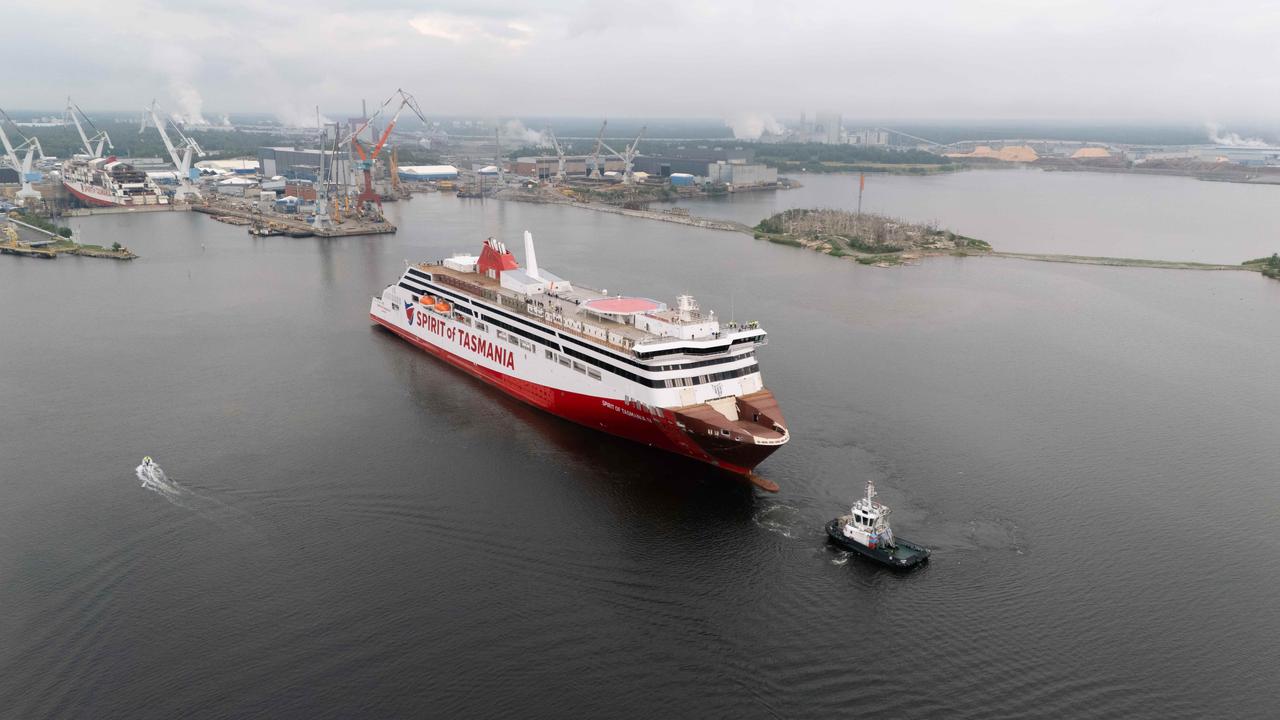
706 162 778 188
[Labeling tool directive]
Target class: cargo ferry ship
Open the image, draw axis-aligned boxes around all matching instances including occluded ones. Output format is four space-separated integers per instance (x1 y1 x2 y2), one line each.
61 155 169 208
370 232 789 489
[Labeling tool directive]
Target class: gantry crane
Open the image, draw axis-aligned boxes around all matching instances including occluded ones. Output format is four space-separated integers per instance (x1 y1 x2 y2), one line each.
66 98 113 158
141 100 206 201
0 109 45 201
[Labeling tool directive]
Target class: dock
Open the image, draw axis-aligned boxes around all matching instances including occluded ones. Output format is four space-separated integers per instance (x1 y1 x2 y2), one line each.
192 204 397 238
0 243 56 259
63 204 187 217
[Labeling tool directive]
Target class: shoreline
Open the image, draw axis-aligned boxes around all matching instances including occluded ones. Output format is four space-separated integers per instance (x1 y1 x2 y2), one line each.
499 190 1266 275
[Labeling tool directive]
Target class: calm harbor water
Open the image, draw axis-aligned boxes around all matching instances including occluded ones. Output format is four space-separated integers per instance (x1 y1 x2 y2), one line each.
659 168 1280 264
1 179 1278 718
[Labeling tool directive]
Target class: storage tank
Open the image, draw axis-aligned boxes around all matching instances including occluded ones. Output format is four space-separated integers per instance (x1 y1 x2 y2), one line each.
670 173 695 187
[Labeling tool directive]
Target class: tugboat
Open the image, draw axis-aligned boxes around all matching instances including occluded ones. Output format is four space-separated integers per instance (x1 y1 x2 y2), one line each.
826 480 931 569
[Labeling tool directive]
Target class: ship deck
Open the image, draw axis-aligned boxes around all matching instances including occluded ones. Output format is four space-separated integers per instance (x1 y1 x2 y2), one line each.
420 263 677 351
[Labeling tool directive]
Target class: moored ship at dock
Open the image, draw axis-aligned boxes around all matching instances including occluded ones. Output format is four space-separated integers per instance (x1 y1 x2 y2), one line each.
370 232 789 487
61 155 169 208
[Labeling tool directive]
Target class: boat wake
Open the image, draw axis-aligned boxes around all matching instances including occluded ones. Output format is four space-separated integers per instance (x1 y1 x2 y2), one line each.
752 501 807 540
135 461 233 517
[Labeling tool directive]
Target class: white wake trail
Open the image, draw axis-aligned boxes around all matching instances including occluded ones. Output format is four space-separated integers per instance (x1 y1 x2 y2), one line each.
134 462 251 526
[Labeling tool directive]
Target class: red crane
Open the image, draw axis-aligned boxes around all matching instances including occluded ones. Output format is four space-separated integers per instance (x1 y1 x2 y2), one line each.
349 89 427 211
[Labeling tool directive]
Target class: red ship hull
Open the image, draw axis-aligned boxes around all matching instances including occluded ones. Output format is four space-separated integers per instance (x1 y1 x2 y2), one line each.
373 314 782 488
63 182 122 208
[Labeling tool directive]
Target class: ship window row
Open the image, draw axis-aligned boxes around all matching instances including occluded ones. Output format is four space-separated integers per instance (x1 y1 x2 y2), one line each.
405 267 433 283
634 334 763 360
481 313 561 352
494 328 534 352
546 348 603 380
558 343 760 389
649 351 755 372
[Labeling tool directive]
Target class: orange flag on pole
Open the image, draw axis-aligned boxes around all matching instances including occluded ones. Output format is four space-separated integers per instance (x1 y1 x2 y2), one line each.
860 173 865 191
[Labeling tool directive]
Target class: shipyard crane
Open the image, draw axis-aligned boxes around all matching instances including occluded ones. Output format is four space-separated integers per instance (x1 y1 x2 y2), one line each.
349 89 428 212
66 99 113 158
545 127 566 182
492 127 507 187
0 109 45 201
596 125 646 184
141 101 205 201
587 120 607 178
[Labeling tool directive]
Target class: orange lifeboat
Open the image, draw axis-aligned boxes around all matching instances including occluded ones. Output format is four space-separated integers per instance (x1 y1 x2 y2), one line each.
435 300 452 313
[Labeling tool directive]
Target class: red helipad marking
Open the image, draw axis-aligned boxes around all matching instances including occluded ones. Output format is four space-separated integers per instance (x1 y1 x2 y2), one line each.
582 297 662 314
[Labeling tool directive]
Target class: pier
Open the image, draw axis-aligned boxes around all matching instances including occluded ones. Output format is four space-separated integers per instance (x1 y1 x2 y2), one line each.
191 204 397 238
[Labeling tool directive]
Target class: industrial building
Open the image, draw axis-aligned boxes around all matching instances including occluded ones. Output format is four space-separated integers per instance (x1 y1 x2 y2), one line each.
511 156 626 178
846 128 890 146
397 165 460 182
1192 146 1280 166
631 147 754 177
216 177 258 196
705 162 778 188
815 113 842 145
257 147 350 182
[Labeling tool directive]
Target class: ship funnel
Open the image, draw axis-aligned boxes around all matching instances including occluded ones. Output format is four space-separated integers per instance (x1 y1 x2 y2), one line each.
523 230 540 279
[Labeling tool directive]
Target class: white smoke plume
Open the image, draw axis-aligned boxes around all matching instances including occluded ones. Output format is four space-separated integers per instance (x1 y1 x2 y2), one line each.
274 103 333 129
168 82 208 126
1205 122 1270 148
148 42 209 126
501 119 545 146
726 112 784 140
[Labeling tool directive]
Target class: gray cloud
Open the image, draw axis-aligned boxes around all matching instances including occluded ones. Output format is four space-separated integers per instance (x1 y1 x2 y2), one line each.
7 0 1280 123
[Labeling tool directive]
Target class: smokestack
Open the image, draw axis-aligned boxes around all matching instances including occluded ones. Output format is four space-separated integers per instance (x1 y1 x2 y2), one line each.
524 230 539 279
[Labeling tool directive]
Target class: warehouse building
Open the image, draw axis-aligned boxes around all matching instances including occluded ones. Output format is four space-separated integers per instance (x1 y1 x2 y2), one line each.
257 147 350 182
631 147 754 177
705 162 778 188
512 156 625 178
397 165 460 182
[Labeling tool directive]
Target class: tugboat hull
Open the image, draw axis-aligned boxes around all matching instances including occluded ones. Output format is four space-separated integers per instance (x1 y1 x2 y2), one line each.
826 519 930 570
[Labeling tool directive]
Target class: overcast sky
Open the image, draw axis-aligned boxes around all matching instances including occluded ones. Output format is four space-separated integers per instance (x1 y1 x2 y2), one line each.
8 0 1279 127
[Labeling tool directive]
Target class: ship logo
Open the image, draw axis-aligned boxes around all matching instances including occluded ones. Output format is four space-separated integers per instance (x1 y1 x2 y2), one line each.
405 297 416 323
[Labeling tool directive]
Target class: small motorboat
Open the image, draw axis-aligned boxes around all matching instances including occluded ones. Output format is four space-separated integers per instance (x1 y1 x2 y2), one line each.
142 455 155 469
827 480 931 570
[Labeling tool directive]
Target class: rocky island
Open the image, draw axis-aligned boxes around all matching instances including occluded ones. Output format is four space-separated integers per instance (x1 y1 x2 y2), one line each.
753 208 991 265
